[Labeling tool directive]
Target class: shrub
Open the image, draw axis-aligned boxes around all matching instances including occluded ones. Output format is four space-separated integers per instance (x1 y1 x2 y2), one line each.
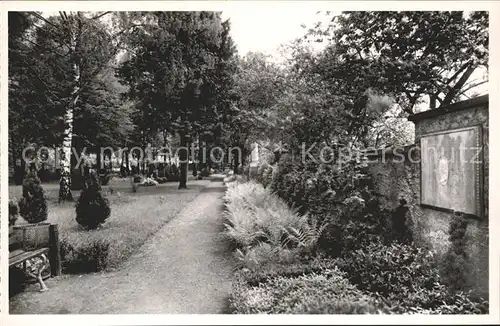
230 265 386 314
269 153 371 217
317 195 391 257
75 172 111 230
60 237 111 273
166 164 180 181
256 163 275 188
337 242 439 297
235 255 340 285
9 199 19 226
157 163 166 178
132 174 143 183
201 167 210 177
336 241 488 314
441 213 469 291
266 153 393 256
100 173 111 186
18 171 48 223
379 282 488 314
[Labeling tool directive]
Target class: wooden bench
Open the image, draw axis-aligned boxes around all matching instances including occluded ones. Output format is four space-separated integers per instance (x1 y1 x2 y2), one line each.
9 224 61 292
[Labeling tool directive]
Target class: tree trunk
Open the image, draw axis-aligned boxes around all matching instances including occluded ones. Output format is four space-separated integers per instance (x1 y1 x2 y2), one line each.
70 147 83 190
178 133 189 189
120 149 130 177
125 149 130 175
96 149 102 174
429 94 437 109
233 147 241 174
59 97 76 202
120 150 125 177
59 19 80 202
441 64 476 107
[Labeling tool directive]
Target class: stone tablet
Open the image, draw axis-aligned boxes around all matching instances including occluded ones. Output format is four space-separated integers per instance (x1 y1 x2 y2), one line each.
420 126 483 217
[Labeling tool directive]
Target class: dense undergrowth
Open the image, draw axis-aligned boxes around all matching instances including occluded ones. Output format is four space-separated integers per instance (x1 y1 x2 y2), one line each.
223 161 488 314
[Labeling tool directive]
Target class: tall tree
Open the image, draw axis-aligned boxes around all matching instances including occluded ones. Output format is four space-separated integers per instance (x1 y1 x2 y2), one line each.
119 11 237 188
9 12 118 199
307 11 488 115
226 52 285 170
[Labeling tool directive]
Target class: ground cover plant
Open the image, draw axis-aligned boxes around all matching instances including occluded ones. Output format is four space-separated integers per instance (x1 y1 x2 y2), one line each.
231 263 387 314
337 242 488 314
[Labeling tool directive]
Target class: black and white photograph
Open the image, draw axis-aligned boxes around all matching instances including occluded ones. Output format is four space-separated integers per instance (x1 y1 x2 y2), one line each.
2 0 499 322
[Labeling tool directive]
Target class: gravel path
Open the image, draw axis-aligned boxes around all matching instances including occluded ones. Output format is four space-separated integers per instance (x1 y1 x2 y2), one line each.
10 176 235 314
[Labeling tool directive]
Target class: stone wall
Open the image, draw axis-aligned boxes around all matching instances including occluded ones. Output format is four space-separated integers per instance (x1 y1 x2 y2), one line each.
366 95 489 298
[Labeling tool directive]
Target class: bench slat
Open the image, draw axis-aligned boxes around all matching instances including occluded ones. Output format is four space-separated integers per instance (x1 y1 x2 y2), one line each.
9 249 25 258
9 248 49 267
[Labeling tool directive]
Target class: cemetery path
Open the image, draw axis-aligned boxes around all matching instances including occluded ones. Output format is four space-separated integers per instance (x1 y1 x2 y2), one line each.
10 176 236 314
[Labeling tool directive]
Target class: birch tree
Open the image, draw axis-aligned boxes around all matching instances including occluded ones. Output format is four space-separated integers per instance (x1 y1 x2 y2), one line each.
10 12 115 201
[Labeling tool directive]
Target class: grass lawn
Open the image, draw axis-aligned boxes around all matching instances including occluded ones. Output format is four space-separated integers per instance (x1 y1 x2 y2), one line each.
9 176 211 273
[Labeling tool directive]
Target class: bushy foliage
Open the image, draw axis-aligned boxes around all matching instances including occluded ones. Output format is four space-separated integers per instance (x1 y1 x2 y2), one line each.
18 171 48 223
256 162 275 188
75 172 111 230
269 152 374 217
225 168 487 314
9 199 19 226
264 153 392 257
337 242 439 296
388 285 489 314
231 264 386 314
100 173 111 186
132 174 143 183
60 237 111 273
441 213 469 291
337 242 488 314
166 164 180 181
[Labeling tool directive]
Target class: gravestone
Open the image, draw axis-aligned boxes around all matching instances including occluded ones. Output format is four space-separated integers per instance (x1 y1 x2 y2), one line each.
249 142 259 177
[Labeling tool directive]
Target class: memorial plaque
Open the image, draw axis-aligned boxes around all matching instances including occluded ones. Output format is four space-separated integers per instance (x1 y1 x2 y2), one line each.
420 126 483 217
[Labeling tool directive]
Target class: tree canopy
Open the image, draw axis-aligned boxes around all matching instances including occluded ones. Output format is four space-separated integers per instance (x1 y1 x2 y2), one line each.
306 11 488 115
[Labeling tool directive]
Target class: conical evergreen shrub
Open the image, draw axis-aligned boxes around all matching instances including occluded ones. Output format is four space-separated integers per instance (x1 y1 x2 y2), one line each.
76 172 111 230
18 171 48 223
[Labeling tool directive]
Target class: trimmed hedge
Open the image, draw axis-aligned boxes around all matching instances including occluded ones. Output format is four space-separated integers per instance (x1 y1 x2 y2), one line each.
231 263 386 314
60 236 111 274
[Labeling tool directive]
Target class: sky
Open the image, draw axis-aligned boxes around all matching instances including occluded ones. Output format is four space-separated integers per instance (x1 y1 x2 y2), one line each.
221 8 333 59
